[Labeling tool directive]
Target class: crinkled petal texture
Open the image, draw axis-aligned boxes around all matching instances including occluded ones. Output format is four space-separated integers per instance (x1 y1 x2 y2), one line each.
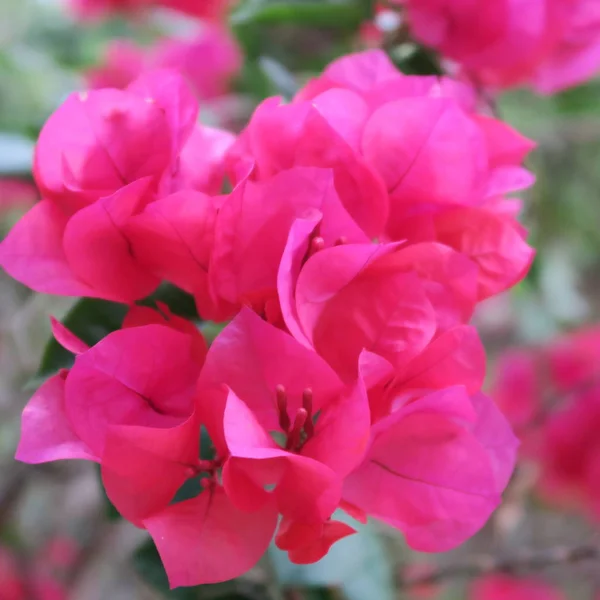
199 308 343 431
34 86 172 213
362 97 488 210
293 241 479 380
144 485 278 588
469 574 567 600
64 324 201 456
230 97 389 238
343 387 518 551
210 166 367 318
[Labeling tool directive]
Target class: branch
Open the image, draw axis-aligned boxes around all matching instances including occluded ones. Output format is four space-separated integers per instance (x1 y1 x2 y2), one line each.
400 543 600 589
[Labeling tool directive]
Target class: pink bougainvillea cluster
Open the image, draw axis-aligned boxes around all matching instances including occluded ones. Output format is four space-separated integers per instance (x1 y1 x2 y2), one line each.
381 0 600 93
492 326 600 520
0 50 535 588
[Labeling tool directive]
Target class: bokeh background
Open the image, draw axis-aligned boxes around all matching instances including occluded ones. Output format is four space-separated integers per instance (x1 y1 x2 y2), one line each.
1 0 600 598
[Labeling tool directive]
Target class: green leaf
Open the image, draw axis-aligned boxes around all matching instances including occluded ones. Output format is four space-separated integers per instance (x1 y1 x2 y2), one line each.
31 298 128 388
29 285 199 388
231 1 365 30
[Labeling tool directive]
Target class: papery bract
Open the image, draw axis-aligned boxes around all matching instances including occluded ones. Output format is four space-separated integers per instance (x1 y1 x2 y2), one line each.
343 387 518 551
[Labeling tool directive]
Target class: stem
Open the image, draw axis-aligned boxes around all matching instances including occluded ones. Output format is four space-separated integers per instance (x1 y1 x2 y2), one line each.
400 543 600 589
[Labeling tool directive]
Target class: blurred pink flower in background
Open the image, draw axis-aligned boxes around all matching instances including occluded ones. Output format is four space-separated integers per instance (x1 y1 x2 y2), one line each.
86 26 241 102
469 574 566 600
0 546 25 600
70 0 233 20
491 326 600 519
400 0 600 93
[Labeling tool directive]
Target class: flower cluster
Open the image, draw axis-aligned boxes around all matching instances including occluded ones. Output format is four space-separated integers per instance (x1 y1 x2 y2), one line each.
3 51 531 588
491 326 600 519
399 0 600 93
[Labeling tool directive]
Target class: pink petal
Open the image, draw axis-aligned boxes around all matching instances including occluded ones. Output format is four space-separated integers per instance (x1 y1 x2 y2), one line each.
313 49 399 95
296 243 437 379
170 125 235 195
278 216 323 347
34 89 172 211
362 98 488 210
123 303 207 365
470 392 519 492
128 69 198 167
343 387 503 551
144 485 278 588
474 115 536 167
101 408 201 523
63 180 160 303
432 207 535 300
15 372 97 464
125 190 216 298
0 200 96 297
199 308 343 431
397 325 486 394
287 520 356 564
64 325 200 455
50 316 90 354
247 98 388 237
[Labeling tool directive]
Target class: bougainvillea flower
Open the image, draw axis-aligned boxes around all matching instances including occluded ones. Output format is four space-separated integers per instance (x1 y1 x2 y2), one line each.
198 309 370 527
401 0 600 93
469 574 566 600
286 240 478 380
343 387 518 551
33 68 229 213
490 327 600 517
0 179 160 302
209 166 367 320
16 323 203 520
